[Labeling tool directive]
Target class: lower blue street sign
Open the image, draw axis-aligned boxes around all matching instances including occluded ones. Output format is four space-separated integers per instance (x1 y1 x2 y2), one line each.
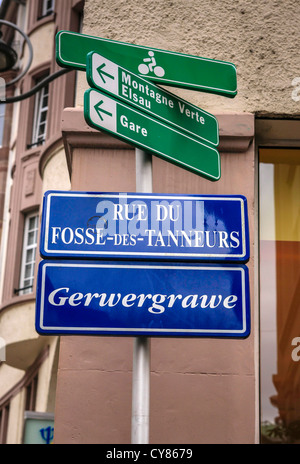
40 191 250 263
36 260 250 338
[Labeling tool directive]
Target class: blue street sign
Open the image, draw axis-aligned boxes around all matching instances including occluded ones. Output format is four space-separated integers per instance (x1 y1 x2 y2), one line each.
36 260 251 338
40 191 250 263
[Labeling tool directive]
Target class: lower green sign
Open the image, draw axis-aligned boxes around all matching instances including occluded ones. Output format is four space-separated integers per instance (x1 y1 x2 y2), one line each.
84 88 221 181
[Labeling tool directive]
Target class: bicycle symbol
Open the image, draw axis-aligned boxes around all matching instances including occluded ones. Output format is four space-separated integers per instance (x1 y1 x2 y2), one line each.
138 51 165 77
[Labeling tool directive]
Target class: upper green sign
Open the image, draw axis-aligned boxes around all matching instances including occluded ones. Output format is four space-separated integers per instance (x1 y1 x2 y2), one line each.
86 52 219 146
56 30 237 98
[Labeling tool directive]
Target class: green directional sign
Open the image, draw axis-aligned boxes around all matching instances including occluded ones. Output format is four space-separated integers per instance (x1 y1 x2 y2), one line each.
56 30 237 98
86 52 219 147
84 88 220 181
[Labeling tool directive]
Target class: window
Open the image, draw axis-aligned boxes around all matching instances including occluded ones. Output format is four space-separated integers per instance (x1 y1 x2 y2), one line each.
25 374 38 412
0 104 5 148
0 404 9 444
30 76 49 148
0 347 49 444
0 77 5 147
40 0 55 18
260 148 300 444
19 212 39 295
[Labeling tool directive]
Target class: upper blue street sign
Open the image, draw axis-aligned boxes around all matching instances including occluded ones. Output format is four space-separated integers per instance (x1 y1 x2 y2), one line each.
40 191 250 263
35 260 251 338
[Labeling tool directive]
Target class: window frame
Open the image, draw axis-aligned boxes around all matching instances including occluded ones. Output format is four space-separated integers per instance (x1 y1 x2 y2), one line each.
39 0 55 20
0 404 10 445
18 211 39 296
0 347 49 444
0 104 5 148
25 374 38 412
30 74 49 149
256 119 300 444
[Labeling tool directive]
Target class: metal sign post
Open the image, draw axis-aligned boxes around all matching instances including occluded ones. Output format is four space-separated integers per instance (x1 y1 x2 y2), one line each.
132 328 151 444
132 148 152 444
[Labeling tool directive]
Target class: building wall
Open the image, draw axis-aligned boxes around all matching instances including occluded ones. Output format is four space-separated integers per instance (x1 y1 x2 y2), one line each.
77 0 300 116
49 110 255 444
0 0 82 444
50 0 300 444
1 0 299 445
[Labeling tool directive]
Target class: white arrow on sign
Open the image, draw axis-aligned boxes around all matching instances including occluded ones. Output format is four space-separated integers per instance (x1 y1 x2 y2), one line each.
89 91 117 133
91 54 119 95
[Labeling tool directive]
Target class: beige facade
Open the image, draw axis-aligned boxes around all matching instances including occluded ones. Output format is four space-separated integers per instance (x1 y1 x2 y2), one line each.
0 0 300 445
78 0 300 116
